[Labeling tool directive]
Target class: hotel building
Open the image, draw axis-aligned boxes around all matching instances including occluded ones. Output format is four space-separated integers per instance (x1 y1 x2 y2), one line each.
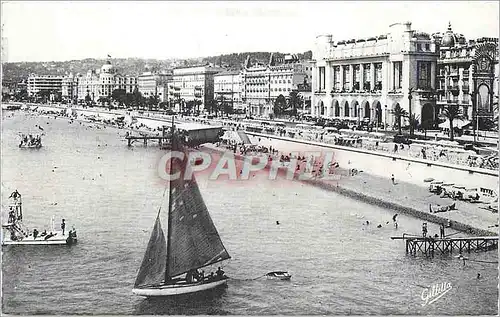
170 65 222 111
434 23 498 125
214 71 243 111
312 22 439 127
138 69 173 103
27 75 64 100
76 60 137 102
242 54 309 116
61 74 79 103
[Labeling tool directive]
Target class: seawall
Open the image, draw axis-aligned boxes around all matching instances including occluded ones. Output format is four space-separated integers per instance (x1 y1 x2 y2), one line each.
245 132 498 190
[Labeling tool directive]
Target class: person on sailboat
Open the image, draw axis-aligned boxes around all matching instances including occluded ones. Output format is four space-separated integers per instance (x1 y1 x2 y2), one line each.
186 269 196 283
216 267 225 278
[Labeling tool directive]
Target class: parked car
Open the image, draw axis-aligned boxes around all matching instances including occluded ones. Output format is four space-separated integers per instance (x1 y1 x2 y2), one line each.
393 134 412 145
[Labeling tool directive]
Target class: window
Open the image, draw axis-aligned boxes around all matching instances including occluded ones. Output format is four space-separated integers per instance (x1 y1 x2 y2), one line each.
417 61 432 89
334 66 341 90
318 67 326 91
425 43 430 51
353 65 361 90
417 43 421 51
342 66 350 90
393 61 402 90
363 64 371 90
374 63 382 90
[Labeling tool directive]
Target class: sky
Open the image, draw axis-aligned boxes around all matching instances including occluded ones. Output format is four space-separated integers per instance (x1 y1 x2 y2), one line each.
1 1 499 62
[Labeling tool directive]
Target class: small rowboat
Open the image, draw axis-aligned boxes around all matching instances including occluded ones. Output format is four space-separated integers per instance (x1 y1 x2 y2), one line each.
266 271 291 280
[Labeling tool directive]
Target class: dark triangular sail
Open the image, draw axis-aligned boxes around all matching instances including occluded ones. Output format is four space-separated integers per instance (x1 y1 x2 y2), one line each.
134 214 167 287
166 134 231 278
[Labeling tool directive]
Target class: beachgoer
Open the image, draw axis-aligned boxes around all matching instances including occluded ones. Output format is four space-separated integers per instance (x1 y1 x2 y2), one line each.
422 222 428 237
391 174 395 185
440 224 445 238
61 219 66 235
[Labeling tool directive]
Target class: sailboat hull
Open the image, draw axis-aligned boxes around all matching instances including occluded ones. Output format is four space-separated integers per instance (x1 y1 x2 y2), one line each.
132 277 228 297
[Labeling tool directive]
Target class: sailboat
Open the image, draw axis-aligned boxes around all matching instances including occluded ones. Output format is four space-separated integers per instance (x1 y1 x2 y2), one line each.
132 124 231 297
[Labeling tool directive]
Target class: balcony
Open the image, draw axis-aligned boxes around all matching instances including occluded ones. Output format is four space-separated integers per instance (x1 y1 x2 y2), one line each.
462 86 470 93
462 70 470 78
448 70 459 77
388 88 403 95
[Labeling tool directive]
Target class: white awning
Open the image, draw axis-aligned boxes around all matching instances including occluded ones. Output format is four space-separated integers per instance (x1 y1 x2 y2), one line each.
438 119 470 129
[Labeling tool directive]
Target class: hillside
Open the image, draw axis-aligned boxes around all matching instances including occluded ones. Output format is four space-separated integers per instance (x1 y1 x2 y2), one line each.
1 50 313 82
201 50 312 69
1 58 182 83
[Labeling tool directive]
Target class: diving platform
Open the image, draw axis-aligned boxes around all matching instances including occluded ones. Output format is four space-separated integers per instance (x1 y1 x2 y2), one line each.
391 234 498 257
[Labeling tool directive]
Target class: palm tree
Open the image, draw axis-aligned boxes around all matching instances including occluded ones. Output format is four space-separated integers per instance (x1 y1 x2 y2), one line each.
288 91 303 118
391 104 408 135
442 104 463 141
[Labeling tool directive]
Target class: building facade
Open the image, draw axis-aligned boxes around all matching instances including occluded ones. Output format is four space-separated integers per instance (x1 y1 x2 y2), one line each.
76 60 137 102
434 23 499 126
61 74 79 103
242 54 309 117
27 75 64 100
138 70 173 103
214 71 243 111
171 65 222 111
312 22 439 128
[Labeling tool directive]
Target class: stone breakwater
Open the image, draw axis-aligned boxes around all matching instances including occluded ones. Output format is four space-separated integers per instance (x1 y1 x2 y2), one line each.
302 178 496 237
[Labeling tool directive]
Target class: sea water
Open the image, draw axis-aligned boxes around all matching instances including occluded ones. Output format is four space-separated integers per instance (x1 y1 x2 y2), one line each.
1 111 497 315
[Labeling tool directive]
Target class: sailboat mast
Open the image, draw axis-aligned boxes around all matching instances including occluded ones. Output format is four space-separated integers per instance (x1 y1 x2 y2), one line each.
165 117 175 282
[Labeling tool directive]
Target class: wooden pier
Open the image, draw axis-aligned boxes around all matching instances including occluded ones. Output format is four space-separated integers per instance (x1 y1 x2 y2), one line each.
391 234 498 257
126 134 171 147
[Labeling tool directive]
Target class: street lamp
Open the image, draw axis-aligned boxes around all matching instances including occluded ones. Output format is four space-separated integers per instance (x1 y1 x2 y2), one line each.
408 87 414 137
384 105 388 130
471 88 478 144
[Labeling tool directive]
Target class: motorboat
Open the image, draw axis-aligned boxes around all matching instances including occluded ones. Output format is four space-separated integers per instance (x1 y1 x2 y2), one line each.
266 271 292 280
429 181 443 193
19 134 42 149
